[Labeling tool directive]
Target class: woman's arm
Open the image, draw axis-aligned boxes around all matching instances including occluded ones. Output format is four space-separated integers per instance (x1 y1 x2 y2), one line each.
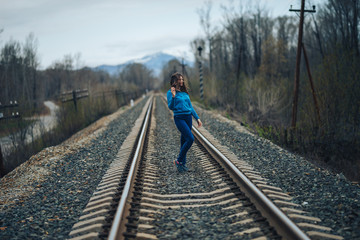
167 90 175 110
189 98 202 127
197 119 202 127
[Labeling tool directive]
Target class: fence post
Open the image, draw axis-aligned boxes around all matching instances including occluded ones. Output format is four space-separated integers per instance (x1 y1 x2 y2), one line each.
61 89 88 111
72 90 78 112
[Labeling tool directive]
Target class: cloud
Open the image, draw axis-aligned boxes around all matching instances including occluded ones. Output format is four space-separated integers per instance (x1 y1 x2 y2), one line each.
2 0 322 68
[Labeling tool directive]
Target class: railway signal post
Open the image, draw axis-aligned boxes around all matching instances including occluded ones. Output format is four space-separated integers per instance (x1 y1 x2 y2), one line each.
198 46 204 101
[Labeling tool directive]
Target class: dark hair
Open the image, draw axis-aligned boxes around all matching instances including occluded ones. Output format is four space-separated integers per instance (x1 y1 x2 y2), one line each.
170 72 189 94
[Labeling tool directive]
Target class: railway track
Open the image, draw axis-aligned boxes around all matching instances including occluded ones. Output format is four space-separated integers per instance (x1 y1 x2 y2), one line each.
68 94 343 240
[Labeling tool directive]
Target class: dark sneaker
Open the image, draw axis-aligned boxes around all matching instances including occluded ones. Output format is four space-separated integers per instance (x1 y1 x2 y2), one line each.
181 165 189 171
174 160 183 172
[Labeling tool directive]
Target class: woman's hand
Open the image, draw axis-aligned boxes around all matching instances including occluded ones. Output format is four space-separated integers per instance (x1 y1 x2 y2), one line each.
197 119 202 128
171 87 176 98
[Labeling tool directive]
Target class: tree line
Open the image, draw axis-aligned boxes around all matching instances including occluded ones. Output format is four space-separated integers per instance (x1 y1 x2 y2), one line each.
0 34 156 111
0 32 156 176
190 0 360 180
1 0 358 180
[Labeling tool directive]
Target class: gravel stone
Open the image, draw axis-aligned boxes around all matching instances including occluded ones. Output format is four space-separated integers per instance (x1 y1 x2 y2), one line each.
193 103 360 240
137 97 274 240
0 94 358 239
0 97 148 239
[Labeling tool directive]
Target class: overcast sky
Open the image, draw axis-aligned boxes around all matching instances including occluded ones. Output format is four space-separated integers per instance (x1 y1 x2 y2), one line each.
0 0 325 69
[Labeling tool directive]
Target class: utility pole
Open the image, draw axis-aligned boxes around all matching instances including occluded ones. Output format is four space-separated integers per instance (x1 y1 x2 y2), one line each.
302 43 321 125
290 0 316 129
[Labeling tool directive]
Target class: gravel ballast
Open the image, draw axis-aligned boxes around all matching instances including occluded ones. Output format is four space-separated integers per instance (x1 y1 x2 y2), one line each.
143 96 276 239
193 103 360 239
0 94 359 239
0 97 148 239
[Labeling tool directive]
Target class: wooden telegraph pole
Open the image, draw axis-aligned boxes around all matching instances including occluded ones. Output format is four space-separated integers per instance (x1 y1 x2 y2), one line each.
302 43 321 125
290 0 316 129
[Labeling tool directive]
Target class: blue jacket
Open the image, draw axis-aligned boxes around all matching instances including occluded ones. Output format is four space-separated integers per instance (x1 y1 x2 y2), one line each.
167 89 200 120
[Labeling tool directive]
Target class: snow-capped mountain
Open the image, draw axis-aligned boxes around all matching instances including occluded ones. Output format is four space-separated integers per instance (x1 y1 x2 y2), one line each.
94 52 194 77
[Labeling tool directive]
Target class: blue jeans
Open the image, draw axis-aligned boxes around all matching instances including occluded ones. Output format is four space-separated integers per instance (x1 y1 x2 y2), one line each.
174 114 194 165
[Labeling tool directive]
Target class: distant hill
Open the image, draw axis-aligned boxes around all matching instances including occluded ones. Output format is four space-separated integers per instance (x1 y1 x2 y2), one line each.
93 52 194 77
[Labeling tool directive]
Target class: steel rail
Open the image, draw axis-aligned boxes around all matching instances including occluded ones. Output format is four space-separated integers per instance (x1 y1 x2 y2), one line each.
192 127 310 240
108 97 153 240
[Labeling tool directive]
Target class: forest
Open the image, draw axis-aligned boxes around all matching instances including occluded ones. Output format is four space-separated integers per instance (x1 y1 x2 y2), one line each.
1 0 359 181
181 0 359 181
0 34 156 176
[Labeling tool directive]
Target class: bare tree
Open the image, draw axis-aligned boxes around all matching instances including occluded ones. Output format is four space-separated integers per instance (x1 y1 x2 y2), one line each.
197 0 218 72
23 33 39 109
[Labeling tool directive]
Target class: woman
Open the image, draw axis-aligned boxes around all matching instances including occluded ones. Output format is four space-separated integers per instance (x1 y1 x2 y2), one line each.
167 72 202 172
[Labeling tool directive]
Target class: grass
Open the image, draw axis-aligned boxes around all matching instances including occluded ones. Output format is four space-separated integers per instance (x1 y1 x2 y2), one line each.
0 119 35 138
